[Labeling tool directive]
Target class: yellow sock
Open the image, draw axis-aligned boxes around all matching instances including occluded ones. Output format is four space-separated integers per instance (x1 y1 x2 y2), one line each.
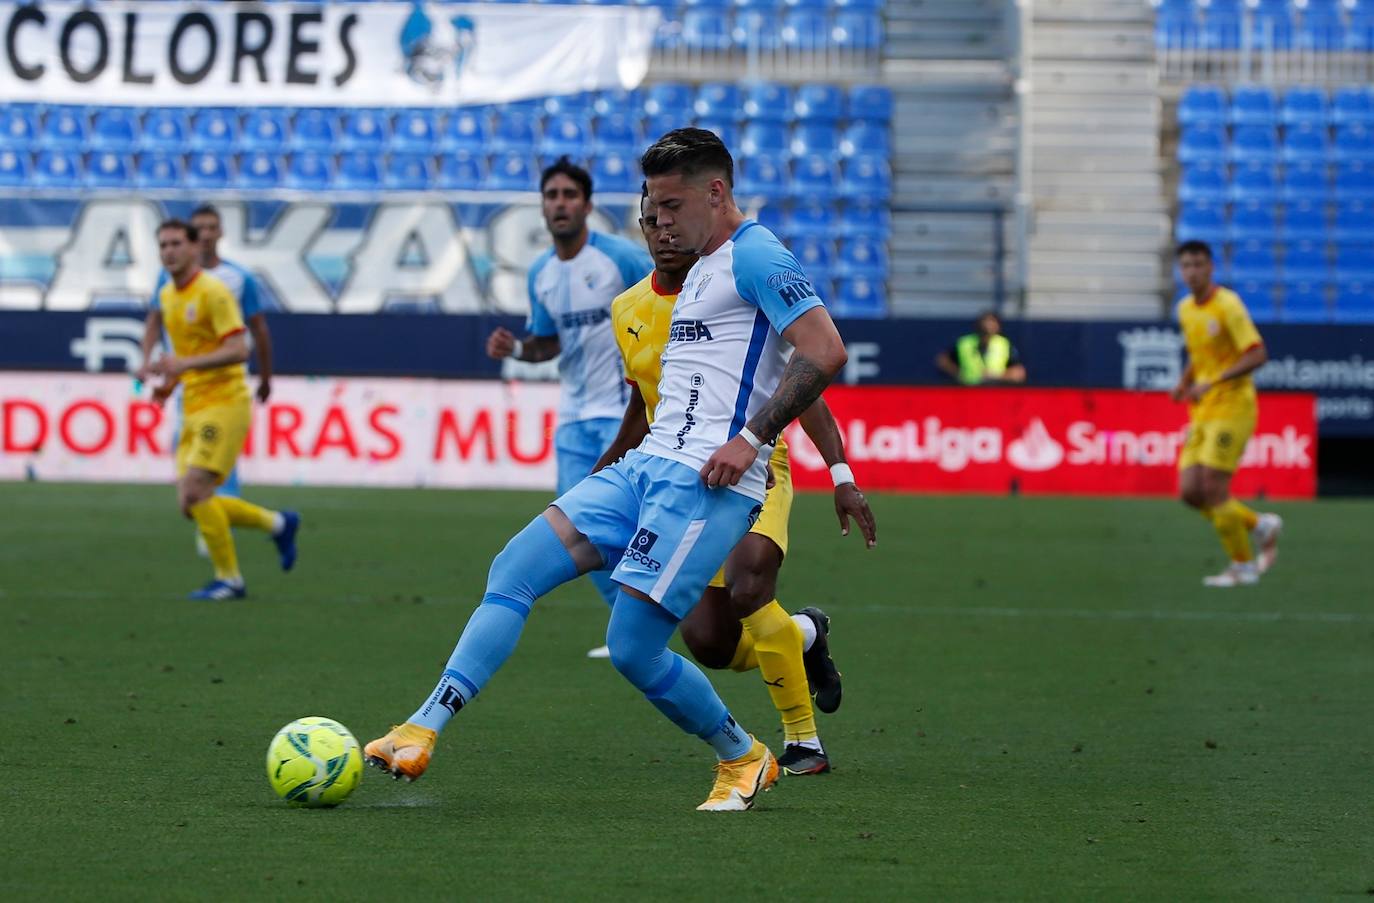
741 600 817 744
216 495 278 532
189 497 241 581
1230 498 1260 531
1209 499 1255 563
728 631 758 673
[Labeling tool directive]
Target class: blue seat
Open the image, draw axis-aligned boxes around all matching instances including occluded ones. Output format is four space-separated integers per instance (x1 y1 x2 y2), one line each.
753 202 787 235
1156 5 1199 50
437 151 486 190
1179 85 1227 128
43 107 89 150
286 152 335 191
85 152 132 188
1332 87 1374 125
788 236 836 281
1336 244 1374 280
1179 164 1228 203
1228 243 1278 282
838 236 887 279
695 119 739 151
186 152 232 189
541 114 590 158
644 114 683 144
841 154 890 200
733 12 783 51
781 10 830 51
191 108 238 152
1351 8 1374 52
1330 200 1374 241
1298 8 1346 51
1280 280 1330 322
791 154 841 201
1335 281 1374 323
1282 124 1330 164
593 114 642 155
1228 201 1278 242
1230 278 1277 321
740 122 790 157
644 82 694 118
1282 160 1330 203
1229 164 1280 202
791 123 840 159
0 107 39 148
241 109 290 152
793 84 844 122
136 152 184 189
833 277 886 318
498 98 544 118
1200 9 1242 50
1283 239 1332 281
486 152 536 191
1178 124 1227 165
1280 88 1328 127
291 110 338 152
140 109 189 151
391 110 438 152
1333 124 1374 162
683 10 733 51
591 151 638 193
832 0 884 10
341 110 390 152
491 112 538 151
441 108 491 152
336 152 383 189
694 83 742 120
1249 7 1295 50
0 149 30 186
848 85 892 122
833 12 884 50
736 155 790 201
742 82 793 123
1176 201 1225 243
840 122 888 158
593 88 643 118
1336 161 1374 200
684 0 733 7
1283 200 1328 242
784 201 836 238
384 153 434 190
783 0 831 7
89 109 139 152
235 152 284 189
735 0 783 9
542 93 595 117
1228 126 1279 164
841 199 890 238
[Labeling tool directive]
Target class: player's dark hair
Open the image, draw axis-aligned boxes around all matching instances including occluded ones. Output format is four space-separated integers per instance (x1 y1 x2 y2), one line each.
190 204 221 223
540 156 593 201
640 128 734 187
158 218 198 242
1176 240 1213 260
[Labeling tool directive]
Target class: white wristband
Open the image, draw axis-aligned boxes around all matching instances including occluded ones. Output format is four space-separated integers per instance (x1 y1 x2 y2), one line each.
830 463 855 487
738 427 764 450
511 339 525 361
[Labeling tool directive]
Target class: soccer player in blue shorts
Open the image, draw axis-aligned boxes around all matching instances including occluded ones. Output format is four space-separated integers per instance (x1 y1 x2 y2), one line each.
485 157 652 656
367 129 850 811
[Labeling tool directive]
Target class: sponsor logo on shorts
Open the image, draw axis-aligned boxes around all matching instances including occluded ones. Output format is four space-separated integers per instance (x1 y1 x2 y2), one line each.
200 424 219 443
747 504 762 527
624 528 662 571
1218 431 1233 447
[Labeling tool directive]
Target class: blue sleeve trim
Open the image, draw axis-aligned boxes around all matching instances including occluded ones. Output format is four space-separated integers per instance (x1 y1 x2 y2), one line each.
728 308 771 438
731 226 826 334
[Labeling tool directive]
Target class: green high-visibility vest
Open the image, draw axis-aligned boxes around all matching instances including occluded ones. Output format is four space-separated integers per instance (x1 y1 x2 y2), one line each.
956 334 1011 385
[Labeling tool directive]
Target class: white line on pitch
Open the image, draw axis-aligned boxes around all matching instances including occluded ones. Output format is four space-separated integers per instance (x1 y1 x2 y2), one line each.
851 605 1374 624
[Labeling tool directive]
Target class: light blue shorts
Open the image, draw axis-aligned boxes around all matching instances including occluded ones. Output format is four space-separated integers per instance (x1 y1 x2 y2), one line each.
555 417 621 495
552 450 762 619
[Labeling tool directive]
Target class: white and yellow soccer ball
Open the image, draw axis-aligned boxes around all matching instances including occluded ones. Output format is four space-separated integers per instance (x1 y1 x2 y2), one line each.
265 716 363 807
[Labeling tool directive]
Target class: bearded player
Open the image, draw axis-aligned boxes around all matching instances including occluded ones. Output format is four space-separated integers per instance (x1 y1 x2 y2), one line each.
1171 240 1282 587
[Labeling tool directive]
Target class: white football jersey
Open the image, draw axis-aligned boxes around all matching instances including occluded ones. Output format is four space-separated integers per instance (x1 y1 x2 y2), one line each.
527 231 653 425
639 220 825 501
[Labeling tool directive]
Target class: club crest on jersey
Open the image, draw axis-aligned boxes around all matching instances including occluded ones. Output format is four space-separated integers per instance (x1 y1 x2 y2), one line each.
691 272 713 300
1206 319 1221 336
767 270 815 307
184 303 197 323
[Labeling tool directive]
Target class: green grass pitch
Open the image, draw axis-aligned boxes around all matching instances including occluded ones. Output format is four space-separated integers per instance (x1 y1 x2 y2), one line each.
2 482 1372 900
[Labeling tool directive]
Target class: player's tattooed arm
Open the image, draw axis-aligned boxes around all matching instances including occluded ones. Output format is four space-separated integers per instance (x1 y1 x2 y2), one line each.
745 355 830 444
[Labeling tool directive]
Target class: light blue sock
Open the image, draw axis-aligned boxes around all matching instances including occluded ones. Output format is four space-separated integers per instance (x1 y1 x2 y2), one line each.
605 591 753 761
409 515 580 731
586 569 619 609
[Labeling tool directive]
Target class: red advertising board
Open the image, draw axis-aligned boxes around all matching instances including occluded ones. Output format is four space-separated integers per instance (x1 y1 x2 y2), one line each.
782 387 1317 499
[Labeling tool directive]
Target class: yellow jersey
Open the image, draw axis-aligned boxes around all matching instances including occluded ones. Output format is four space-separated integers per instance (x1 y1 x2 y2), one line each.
1176 286 1262 419
159 270 249 414
612 273 789 462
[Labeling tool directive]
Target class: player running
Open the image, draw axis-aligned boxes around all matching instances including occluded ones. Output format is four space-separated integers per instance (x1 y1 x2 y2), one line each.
137 220 299 601
1171 240 1282 587
484 157 653 657
592 188 877 776
366 129 849 810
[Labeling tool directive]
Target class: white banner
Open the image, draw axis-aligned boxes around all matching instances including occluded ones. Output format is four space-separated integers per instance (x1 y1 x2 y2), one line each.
0 372 561 489
0 2 659 107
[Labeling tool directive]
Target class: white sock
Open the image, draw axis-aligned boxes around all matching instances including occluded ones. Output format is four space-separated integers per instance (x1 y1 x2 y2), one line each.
270 512 286 535
224 575 245 589
792 613 817 652
790 736 824 753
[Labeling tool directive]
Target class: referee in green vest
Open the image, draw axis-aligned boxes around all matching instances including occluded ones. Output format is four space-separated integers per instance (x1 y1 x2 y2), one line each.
935 311 1027 386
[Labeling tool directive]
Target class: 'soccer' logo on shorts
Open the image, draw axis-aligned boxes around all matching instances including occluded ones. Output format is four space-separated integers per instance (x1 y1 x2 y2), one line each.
767 270 816 307
624 528 662 571
668 319 713 343
747 504 762 527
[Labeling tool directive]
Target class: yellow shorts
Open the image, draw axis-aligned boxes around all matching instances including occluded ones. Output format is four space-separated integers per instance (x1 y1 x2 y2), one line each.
1177 413 1256 473
708 445 792 588
176 400 250 482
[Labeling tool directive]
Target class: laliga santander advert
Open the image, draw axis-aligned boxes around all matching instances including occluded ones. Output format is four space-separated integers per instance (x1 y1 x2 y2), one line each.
0 375 1316 498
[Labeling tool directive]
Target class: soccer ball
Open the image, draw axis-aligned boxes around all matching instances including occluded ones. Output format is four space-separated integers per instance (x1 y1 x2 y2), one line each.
265 716 363 807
